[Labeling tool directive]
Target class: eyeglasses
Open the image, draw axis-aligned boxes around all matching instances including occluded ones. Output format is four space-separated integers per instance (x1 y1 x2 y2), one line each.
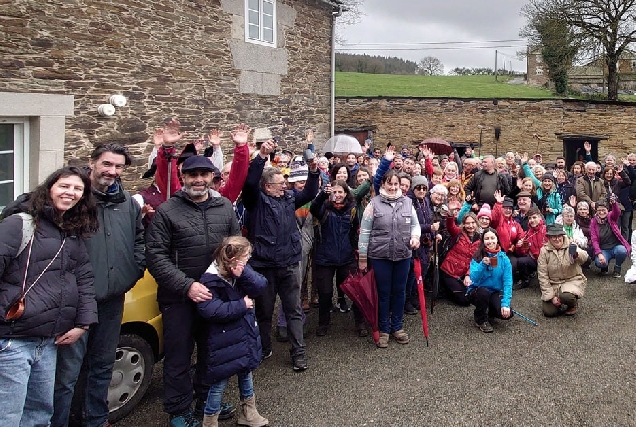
267 181 286 187
414 185 427 191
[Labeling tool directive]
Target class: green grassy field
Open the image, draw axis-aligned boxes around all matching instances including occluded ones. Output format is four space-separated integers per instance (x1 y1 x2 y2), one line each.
335 72 558 98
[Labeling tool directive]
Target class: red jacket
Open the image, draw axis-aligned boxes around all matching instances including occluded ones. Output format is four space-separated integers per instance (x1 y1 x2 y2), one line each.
491 202 525 254
440 215 481 278
516 221 547 259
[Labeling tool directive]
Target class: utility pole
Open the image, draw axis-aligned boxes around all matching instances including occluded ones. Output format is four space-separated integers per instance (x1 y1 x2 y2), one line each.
495 50 498 81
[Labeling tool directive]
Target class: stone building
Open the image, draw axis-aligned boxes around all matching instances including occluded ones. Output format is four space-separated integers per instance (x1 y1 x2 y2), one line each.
0 0 341 208
335 97 636 167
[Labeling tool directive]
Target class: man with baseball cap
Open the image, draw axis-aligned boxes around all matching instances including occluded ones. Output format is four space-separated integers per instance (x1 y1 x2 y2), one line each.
146 155 241 426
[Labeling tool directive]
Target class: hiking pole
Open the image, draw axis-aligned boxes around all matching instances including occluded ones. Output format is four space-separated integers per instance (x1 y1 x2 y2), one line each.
512 309 538 326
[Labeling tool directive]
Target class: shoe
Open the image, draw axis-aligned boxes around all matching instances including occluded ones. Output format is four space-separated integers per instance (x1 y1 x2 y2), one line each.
302 298 310 312
310 294 319 308
376 332 389 348
599 267 609 275
410 296 421 310
219 402 237 421
391 329 410 344
202 414 218 427
565 301 578 316
338 298 350 313
613 266 622 278
316 325 328 336
513 279 529 290
476 321 494 333
169 411 201 427
404 300 418 315
292 354 308 371
261 349 272 361
237 395 268 427
356 322 368 337
276 326 289 343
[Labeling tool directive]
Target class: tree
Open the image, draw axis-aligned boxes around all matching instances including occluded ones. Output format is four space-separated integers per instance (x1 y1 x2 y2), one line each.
418 56 444 76
523 0 636 100
335 0 364 44
521 3 579 95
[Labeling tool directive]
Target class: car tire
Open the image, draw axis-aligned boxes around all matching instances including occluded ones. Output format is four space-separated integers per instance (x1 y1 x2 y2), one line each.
107 334 155 423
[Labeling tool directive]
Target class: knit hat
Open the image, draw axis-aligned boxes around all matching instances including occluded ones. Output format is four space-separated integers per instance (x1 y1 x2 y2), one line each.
477 203 492 219
411 175 429 190
542 172 556 184
287 162 309 183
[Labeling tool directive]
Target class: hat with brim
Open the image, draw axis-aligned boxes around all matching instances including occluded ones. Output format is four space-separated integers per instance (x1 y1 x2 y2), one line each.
546 224 567 236
502 197 515 208
516 191 532 199
181 156 220 177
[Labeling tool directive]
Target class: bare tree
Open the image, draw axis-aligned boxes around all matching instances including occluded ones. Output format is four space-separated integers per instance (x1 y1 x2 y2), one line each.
335 0 364 44
418 56 444 75
524 0 636 100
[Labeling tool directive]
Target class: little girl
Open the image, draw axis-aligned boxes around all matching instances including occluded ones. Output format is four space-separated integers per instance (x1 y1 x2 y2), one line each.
198 236 269 427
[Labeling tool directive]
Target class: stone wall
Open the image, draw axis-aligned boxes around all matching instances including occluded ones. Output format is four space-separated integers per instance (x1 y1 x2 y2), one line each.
335 97 636 160
1 0 333 190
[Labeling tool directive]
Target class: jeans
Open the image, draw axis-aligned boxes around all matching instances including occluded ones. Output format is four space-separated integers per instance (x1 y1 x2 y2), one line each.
52 295 124 427
159 300 210 415
595 245 628 269
369 258 410 334
203 372 254 416
254 265 305 357
0 337 57 427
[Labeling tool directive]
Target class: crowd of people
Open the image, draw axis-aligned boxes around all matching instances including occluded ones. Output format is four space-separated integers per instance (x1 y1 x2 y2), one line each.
0 116 635 427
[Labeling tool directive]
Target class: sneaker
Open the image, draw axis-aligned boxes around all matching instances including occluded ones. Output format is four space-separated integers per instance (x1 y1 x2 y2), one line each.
316 325 328 336
292 354 308 372
613 266 622 278
276 326 289 342
219 402 237 421
476 321 494 333
169 411 201 427
376 332 389 348
261 349 272 360
391 329 410 344
513 279 529 290
338 298 350 313
404 300 418 315
599 267 609 275
356 322 368 337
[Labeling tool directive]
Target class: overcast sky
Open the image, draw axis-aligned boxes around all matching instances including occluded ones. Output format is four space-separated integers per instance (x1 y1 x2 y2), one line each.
337 0 530 73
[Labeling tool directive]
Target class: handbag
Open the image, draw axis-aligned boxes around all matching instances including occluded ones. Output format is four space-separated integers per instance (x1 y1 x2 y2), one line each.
6 235 66 321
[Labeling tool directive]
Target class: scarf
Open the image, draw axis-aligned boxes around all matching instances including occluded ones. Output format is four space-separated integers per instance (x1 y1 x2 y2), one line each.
485 245 501 256
379 188 403 201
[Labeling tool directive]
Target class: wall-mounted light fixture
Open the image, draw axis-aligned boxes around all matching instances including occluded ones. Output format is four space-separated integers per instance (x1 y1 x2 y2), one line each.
97 104 116 116
109 95 127 107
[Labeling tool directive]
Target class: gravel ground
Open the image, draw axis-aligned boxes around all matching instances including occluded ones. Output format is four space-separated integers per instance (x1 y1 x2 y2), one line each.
117 260 636 427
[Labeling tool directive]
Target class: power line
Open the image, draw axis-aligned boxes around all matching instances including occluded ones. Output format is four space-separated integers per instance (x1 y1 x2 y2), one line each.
336 45 526 52
338 38 526 47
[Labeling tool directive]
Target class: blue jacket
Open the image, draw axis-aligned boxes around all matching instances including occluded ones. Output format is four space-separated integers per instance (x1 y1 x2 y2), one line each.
242 156 319 268
310 193 359 267
198 262 267 384
467 251 513 308
522 163 562 225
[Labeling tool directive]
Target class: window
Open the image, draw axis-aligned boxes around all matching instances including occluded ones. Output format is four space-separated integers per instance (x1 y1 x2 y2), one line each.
0 119 29 212
245 0 276 46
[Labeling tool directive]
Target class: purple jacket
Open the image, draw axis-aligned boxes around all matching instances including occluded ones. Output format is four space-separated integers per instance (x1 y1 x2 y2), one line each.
590 202 631 256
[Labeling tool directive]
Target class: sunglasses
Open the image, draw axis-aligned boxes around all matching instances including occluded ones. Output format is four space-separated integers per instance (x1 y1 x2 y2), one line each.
414 185 427 191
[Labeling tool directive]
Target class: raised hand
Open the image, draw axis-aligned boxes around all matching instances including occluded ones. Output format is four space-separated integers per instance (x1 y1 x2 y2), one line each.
153 128 164 148
163 119 184 146
584 141 591 152
569 194 577 207
520 152 529 164
208 128 222 146
231 124 250 146
259 140 276 158
385 146 395 161
194 137 206 152
305 129 315 144
494 190 504 204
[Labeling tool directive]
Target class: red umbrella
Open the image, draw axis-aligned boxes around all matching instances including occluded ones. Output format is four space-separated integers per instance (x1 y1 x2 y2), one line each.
341 269 380 344
413 258 429 346
421 138 453 156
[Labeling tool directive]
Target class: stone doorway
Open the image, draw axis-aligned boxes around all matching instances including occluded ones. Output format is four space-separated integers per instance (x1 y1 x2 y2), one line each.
557 134 609 168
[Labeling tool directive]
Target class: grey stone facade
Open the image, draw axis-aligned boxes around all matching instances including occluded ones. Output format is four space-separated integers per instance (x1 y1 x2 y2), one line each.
1 0 334 190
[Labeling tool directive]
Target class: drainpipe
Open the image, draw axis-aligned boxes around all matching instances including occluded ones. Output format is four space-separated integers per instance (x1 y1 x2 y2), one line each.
319 1 343 137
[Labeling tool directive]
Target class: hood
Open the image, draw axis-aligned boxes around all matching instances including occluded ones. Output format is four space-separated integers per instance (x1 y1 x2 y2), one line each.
0 192 30 220
203 261 233 287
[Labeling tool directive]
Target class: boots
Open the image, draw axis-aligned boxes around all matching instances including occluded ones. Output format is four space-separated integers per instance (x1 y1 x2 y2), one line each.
202 414 219 427
237 395 268 427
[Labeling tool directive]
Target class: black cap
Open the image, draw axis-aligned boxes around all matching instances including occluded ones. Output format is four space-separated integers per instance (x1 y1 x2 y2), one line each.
502 197 514 207
181 156 220 177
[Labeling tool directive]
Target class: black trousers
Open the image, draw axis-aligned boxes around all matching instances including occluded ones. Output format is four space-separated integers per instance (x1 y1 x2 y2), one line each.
467 287 513 324
314 263 362 326
439 271 470 306
159 300 209 415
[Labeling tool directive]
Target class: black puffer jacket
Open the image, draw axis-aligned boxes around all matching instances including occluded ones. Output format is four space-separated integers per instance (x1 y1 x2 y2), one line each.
146 190 240 304
0 211 97 338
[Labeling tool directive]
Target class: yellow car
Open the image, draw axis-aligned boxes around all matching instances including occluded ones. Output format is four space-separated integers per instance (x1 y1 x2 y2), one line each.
108 271 163 422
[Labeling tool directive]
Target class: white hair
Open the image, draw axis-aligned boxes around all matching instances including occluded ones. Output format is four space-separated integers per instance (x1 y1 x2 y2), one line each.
585 161 597 170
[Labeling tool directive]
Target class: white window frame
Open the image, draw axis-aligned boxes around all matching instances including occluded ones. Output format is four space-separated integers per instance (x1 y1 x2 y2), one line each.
0 117 30 209
244 0 277 47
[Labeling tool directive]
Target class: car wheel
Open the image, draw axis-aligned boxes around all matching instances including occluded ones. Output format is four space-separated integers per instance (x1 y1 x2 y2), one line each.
108 334 155 422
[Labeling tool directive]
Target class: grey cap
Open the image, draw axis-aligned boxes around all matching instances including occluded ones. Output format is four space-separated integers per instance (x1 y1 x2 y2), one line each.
411 175 429 190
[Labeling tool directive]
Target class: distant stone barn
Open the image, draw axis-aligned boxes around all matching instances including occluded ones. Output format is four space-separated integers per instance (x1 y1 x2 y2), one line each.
0 0 341 207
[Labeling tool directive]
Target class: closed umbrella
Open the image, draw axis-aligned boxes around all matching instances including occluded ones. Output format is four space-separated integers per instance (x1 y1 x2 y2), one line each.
340 269 380 344
413 258 429 346
323 134 363 156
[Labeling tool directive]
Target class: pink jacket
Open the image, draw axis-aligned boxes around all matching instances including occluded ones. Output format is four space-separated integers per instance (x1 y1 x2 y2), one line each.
590 202 631 256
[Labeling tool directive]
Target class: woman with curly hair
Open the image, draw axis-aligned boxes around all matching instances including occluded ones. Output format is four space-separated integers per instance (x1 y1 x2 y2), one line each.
444 179 465 204
0 166 99 427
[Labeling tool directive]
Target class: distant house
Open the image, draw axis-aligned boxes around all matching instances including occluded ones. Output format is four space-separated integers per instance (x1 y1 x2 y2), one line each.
0 0 342 208
526 47 636 90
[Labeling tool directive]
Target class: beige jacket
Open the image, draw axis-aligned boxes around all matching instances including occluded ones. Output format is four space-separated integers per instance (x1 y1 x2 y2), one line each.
537 236 589 302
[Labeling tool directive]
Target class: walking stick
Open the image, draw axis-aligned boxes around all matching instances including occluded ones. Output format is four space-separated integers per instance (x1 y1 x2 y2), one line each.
512 309 538 326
